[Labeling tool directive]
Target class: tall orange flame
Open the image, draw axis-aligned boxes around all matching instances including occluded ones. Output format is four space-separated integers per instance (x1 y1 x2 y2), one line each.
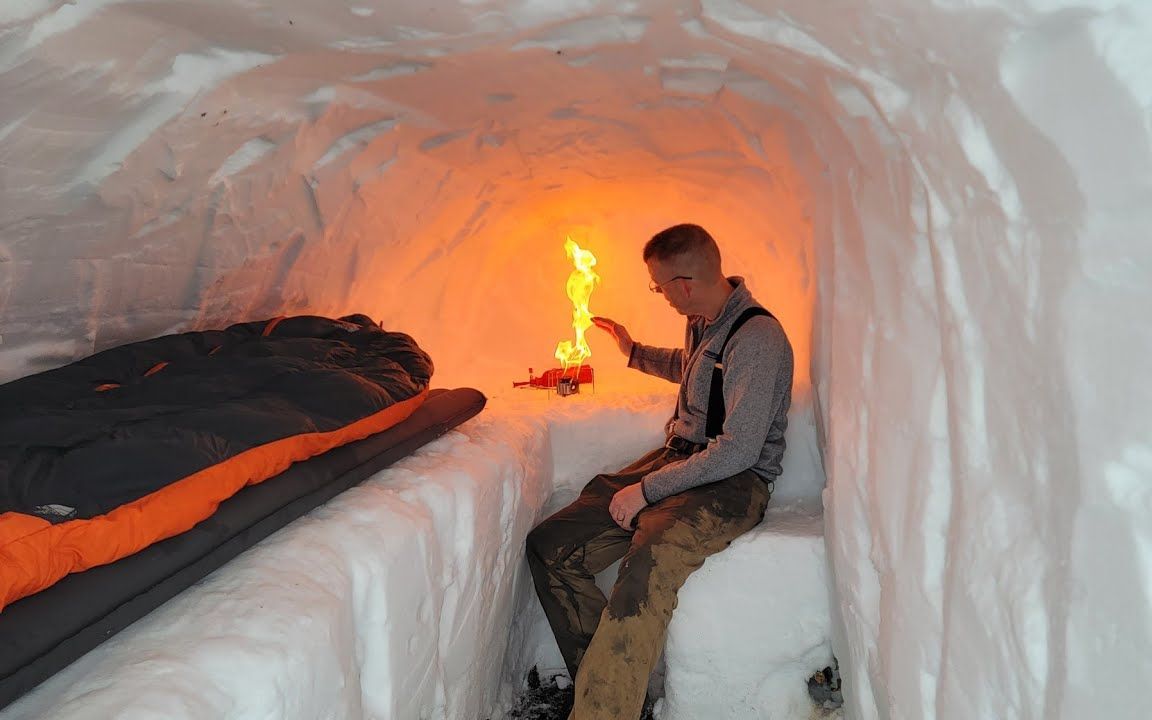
554 237 600 370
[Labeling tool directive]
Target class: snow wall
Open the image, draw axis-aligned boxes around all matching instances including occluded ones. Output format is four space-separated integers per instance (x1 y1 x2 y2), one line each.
1 1 1150 718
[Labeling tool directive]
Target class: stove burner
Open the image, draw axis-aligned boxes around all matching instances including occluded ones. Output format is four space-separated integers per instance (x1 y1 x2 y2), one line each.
513 366 595 396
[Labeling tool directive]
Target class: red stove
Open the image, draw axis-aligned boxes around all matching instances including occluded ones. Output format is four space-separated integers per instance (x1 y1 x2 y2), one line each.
513 365 595 395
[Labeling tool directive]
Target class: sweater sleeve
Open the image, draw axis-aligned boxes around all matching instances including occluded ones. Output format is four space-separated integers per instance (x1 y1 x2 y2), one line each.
640 318 793 502
626 342 684 384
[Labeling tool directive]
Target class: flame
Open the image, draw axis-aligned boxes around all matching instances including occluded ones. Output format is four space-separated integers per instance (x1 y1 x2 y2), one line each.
554 237 600 370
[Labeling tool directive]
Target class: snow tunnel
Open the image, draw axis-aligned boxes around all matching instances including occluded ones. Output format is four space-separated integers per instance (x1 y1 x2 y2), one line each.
1 1 1150 719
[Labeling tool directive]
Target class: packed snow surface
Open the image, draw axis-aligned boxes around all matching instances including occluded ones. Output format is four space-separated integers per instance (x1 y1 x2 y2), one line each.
0 389 828 720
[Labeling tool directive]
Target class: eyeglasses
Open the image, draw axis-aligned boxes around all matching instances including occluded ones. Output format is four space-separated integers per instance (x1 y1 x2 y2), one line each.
648 276 693 294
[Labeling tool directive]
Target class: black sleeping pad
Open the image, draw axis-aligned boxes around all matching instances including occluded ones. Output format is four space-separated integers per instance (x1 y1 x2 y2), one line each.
0 386 486 711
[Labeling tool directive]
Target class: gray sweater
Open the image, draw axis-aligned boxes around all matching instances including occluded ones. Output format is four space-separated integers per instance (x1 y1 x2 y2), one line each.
628 278 794 503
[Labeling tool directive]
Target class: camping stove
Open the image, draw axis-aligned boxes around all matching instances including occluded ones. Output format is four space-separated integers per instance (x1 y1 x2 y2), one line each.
513 365 594 396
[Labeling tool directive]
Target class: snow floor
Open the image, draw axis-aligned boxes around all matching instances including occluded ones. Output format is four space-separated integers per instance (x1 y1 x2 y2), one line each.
0 387 831 720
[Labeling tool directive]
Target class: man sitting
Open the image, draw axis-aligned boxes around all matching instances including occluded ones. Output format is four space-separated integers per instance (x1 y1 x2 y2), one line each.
526 223 795 720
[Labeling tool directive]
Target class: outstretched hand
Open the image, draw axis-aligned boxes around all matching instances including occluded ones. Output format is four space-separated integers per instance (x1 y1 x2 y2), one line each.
591 316 634 356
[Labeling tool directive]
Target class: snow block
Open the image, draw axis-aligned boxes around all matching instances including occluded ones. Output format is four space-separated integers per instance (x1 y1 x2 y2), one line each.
662 508 833 720
0 402 554 720
500 390 834 719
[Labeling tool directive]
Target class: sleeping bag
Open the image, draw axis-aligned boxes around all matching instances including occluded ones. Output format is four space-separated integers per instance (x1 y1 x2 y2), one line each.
0 313 433 611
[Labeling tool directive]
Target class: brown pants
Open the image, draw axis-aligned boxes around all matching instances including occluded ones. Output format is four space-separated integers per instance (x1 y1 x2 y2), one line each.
526 446 772 720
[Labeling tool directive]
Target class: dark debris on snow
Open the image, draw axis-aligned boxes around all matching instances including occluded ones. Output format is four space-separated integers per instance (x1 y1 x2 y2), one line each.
503 659 843 719
506 667 655 720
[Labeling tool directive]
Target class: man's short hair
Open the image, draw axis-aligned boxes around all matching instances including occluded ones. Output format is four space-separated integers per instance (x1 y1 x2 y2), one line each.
643 223 722 272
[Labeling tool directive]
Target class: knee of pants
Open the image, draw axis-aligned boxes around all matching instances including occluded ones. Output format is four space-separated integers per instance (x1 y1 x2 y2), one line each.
581 472 619 498
606 547 668 620
526 521 561 567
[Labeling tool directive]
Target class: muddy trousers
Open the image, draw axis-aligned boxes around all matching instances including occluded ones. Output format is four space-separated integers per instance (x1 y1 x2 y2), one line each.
526 446 772 720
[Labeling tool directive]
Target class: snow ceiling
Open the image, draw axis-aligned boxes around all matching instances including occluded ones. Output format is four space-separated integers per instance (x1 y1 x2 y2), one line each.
1 1 1150 719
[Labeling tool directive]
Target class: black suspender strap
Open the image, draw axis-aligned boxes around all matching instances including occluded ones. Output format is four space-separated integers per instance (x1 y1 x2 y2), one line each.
704 306 773 440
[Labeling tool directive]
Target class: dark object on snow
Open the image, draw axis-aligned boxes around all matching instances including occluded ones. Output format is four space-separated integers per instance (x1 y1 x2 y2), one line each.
510 667 574 720
0 385 486 711
807 658 844 709
508 666 655 720
0 314 433 609
0 313 488 709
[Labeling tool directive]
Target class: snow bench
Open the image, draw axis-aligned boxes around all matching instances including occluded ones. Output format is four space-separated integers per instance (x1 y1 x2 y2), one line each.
1 391 832 720
504 391 835 720
661 509 832 719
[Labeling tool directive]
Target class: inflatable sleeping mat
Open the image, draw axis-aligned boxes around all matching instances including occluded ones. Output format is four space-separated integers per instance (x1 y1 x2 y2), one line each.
0 314 487 708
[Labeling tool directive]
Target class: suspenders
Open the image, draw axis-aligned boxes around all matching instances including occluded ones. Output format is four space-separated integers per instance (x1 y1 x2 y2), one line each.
702 307 773 440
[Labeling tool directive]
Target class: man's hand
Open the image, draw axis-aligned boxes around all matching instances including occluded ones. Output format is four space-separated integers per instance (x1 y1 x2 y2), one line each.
609 483 648 530
592 316 634 356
